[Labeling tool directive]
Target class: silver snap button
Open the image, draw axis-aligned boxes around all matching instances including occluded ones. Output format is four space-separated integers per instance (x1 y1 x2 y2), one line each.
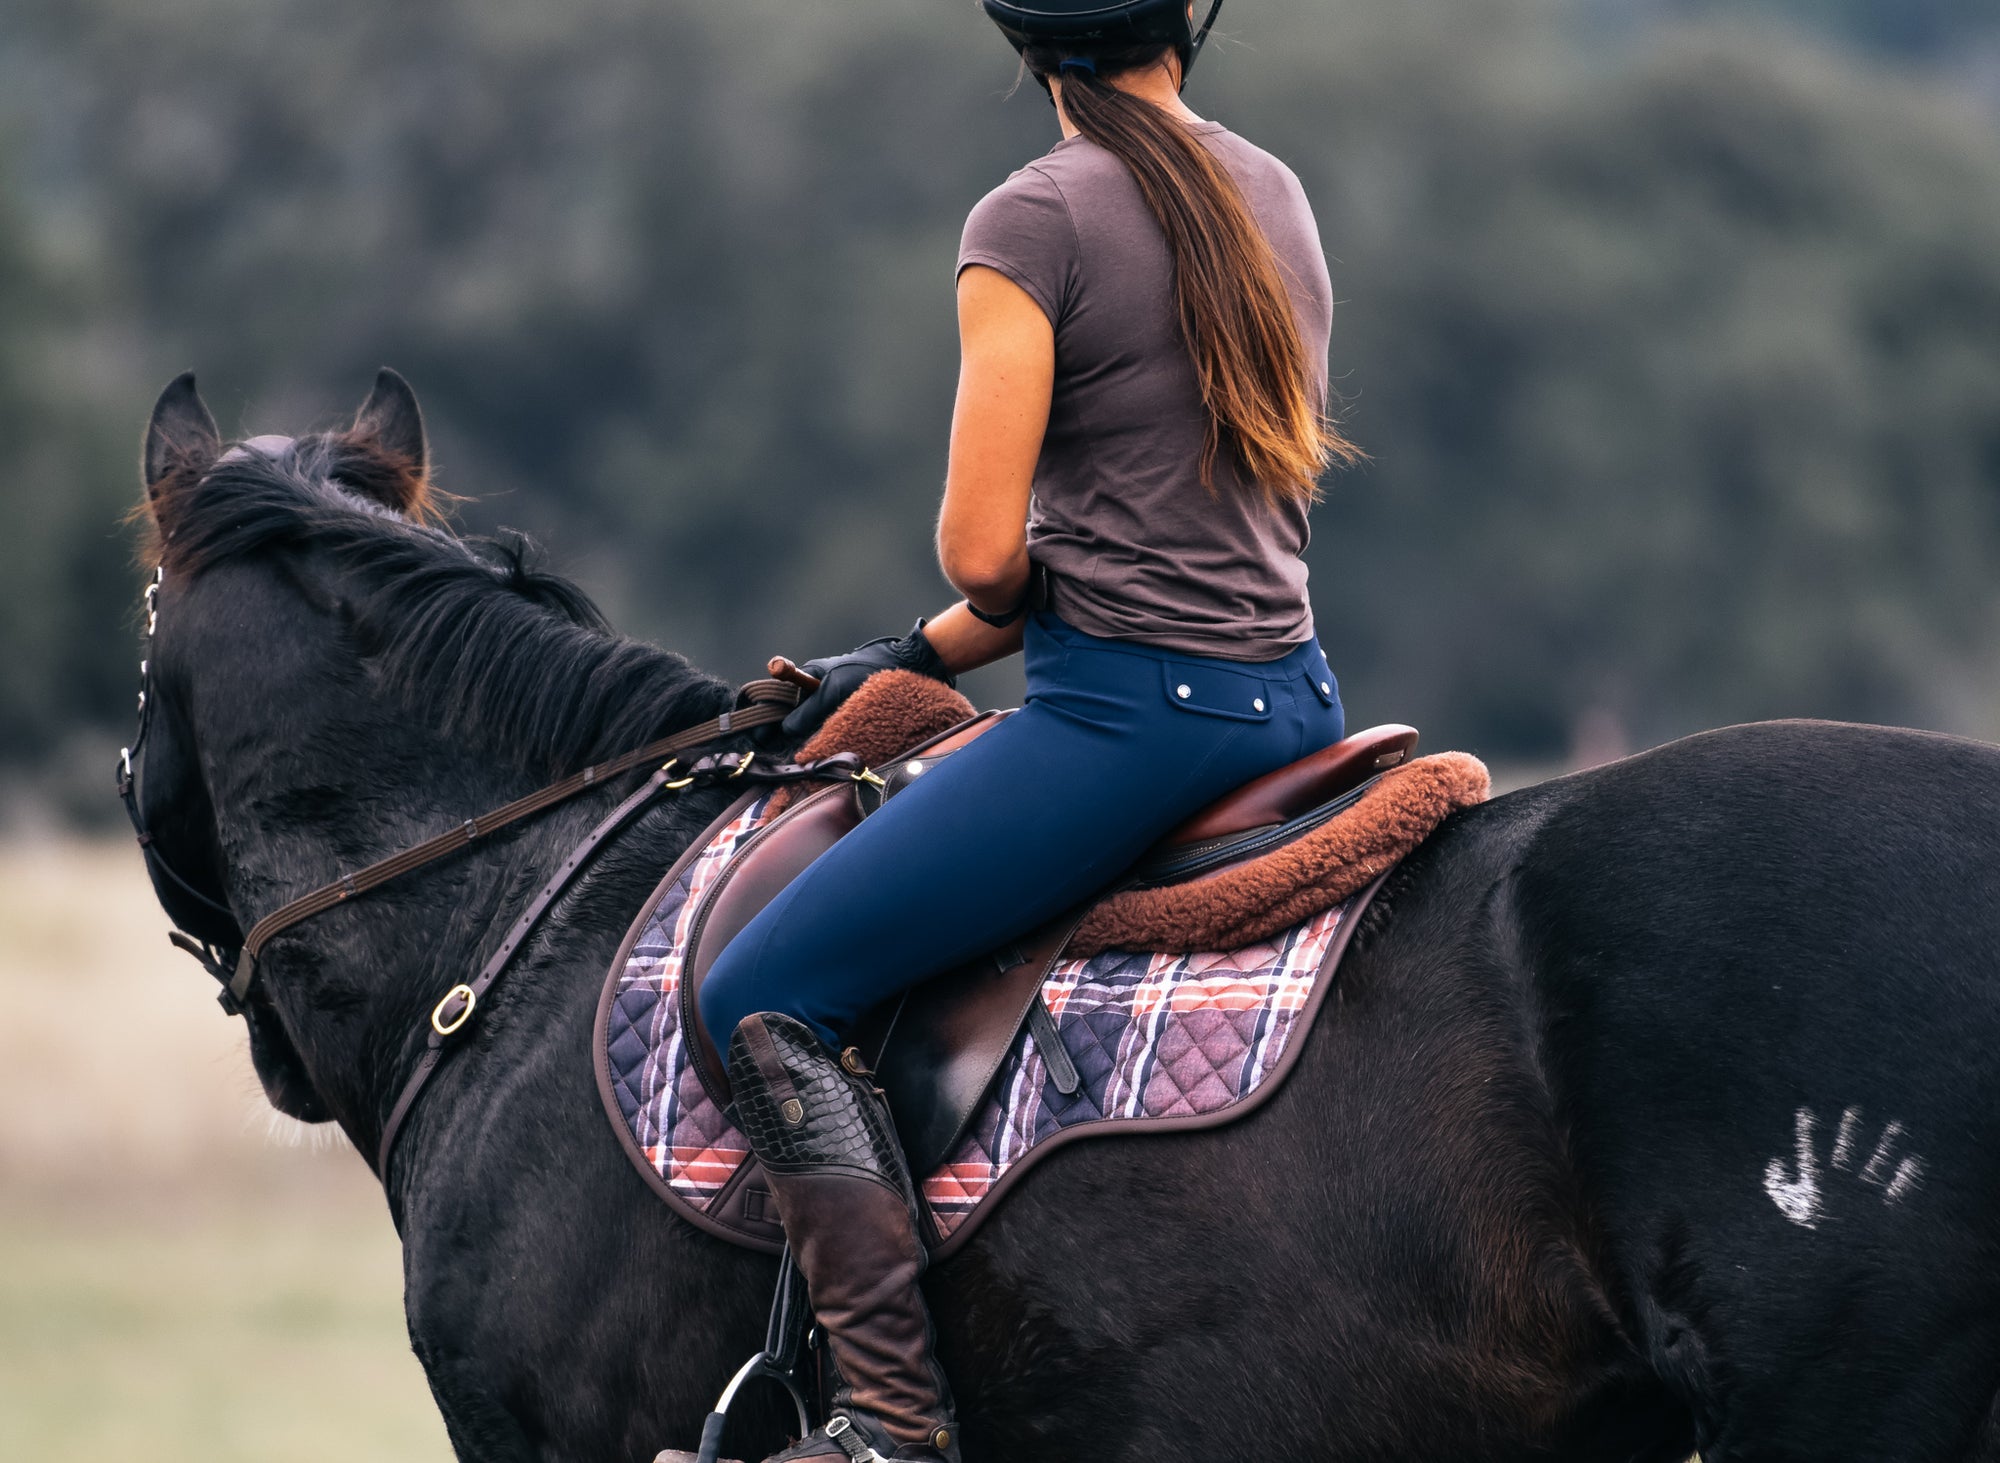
1320 681 1332 695
1252 698 1266 713
905 759 925 776
1176 684 1192 700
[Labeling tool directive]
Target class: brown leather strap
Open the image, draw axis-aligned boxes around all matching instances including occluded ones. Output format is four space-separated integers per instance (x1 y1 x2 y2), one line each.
374 745 876 1179
374 764 673 1175
231 679 801 1001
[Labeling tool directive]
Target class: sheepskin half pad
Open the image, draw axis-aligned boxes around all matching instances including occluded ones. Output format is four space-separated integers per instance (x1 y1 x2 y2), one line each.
1070 748 1490 957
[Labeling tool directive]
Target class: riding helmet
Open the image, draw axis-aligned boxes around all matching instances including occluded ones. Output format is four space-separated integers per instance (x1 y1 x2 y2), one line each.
981 0 1228 78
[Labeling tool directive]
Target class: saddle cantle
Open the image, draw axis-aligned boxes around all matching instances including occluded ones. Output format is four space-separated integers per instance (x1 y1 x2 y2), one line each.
595 675 1489 1256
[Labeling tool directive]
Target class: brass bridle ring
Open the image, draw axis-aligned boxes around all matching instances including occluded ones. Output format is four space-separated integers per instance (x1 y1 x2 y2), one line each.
431 983 477 1036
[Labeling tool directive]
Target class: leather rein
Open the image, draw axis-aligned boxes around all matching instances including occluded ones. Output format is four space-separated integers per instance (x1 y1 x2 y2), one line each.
119 565 859 1179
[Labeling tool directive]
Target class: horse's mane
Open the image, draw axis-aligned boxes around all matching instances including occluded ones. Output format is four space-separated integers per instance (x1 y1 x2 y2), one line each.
148 432 737 775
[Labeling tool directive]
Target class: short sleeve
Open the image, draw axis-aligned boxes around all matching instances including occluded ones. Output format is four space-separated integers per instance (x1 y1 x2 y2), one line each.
957 166 1078 327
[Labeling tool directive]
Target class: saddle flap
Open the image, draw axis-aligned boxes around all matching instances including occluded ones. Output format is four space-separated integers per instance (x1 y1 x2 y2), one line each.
872 912 1083 1177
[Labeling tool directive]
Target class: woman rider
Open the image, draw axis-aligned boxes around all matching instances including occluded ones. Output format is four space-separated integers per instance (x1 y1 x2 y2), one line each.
701 3 1360 1458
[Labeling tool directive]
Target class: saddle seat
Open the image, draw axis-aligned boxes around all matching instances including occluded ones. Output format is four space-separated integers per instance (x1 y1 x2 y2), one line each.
677 717 1423 1172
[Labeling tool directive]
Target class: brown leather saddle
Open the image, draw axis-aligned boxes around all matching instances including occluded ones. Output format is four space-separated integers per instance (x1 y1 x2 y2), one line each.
676 717 1419 1176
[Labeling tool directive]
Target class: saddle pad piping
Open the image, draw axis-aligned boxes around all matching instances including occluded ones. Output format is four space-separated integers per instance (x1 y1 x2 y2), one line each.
922 868 1389 1259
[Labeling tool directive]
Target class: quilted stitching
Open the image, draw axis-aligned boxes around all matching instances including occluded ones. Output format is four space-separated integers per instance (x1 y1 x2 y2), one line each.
602 794 1353 1242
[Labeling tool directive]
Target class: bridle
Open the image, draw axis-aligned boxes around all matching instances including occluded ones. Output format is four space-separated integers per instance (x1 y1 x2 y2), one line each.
118 565 248 1000
117 558 861 1178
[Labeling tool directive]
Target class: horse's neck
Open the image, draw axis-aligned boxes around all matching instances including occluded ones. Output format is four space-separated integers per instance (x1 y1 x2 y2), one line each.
220 734 596 1144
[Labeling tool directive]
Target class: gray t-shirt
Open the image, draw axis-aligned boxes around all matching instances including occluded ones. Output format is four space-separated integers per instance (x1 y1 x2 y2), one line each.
957 123 1332 661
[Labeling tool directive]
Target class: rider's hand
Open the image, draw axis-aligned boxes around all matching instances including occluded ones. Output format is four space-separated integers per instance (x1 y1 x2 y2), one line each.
781 621 956 739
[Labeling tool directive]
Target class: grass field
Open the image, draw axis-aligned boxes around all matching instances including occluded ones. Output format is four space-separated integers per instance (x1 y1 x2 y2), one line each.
0 837 449 1462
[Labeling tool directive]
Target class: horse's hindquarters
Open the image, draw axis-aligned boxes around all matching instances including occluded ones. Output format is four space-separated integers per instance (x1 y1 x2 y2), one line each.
1515 722 2000 1461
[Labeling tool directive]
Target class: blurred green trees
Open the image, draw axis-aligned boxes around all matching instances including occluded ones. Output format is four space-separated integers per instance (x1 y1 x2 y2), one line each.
0 154 134 766
1 0 1996 802
1643 0 1999 59
1254 5 2000 749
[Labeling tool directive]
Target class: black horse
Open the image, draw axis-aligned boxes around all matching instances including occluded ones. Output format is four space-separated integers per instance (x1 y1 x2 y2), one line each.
129 373 2000 1462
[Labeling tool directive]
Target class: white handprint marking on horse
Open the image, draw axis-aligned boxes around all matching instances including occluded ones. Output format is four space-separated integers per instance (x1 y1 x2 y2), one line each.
1764 1106 1923 1229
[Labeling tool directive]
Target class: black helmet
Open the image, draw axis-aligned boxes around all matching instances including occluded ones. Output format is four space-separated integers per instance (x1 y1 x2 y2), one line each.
982 0 1227 80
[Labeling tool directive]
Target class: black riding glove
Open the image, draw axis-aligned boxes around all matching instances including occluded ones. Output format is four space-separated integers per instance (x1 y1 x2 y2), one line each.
781 620 956 739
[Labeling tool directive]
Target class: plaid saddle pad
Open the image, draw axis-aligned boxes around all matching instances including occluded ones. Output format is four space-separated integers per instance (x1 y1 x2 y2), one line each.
595 790 1366 1257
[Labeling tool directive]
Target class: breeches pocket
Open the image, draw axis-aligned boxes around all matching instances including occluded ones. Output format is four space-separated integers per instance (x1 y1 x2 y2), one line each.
1158 660 1278 723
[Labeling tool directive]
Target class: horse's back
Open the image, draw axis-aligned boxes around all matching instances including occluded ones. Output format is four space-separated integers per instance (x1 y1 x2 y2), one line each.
1512 720 2000 1460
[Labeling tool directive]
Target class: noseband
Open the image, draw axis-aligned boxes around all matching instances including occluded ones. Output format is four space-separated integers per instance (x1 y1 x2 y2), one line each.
119 436 301 1007
117 565 249 1006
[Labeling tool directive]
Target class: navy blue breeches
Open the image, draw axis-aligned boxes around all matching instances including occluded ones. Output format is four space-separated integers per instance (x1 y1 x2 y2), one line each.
699 612 1345 1046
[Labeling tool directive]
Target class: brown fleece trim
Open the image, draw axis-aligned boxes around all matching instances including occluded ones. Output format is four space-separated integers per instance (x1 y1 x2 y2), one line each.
1068 752 1490 959
767 671 977 815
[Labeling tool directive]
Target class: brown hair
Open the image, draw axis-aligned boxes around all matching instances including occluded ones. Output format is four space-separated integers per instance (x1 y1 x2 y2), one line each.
1024 44 1362 501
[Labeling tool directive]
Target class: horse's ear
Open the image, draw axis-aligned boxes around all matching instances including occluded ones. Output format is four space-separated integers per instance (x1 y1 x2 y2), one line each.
143 372 220 500
352 367 427 476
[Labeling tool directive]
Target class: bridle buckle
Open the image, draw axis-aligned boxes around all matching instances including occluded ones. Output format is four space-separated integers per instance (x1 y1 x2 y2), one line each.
431 983 478 1036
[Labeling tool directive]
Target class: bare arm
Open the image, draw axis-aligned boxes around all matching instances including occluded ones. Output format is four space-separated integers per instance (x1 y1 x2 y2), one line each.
923 263 1054 676
777 266 1053 730
920 599 1024 675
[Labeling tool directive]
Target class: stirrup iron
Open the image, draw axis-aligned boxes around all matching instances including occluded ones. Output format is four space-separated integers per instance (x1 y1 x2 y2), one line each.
692 1246 815 1463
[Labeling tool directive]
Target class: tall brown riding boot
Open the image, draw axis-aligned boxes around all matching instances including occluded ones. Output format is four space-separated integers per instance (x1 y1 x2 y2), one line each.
727 1012 962 1463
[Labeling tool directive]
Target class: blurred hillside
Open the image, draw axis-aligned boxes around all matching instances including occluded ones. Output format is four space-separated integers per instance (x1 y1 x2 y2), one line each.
2 0 1998 822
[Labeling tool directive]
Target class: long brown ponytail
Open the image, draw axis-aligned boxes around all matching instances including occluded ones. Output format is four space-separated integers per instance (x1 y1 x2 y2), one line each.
1026 45 1362 502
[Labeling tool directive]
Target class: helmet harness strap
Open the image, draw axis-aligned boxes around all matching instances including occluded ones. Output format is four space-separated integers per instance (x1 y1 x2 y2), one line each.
1187 0 1226 79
